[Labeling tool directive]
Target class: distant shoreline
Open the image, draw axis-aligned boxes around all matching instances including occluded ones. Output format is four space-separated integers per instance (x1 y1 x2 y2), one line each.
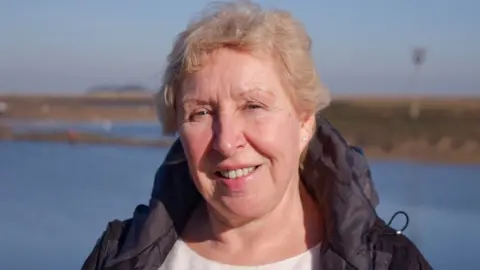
1 127 479 165
1 93 479 164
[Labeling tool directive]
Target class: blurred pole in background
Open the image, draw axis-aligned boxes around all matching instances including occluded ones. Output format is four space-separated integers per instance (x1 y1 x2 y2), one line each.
408 46 427 247
409 47 427 119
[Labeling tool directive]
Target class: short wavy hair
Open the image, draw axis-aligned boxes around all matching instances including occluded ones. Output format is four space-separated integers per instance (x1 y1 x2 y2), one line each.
156 0 331 135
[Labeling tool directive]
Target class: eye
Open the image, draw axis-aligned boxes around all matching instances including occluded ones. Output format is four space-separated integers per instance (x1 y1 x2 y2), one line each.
244 102 263 110
188 108 211 121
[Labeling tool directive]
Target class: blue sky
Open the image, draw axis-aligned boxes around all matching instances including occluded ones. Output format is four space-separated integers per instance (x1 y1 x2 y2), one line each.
0 0 479 96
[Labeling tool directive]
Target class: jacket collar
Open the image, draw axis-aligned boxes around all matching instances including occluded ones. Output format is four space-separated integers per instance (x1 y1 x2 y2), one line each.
111 116 380 269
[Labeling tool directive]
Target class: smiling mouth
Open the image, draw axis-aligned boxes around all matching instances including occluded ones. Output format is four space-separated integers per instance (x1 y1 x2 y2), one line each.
215 165 260 179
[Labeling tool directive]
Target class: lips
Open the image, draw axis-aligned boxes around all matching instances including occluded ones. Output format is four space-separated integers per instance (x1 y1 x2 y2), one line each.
214 165 261 192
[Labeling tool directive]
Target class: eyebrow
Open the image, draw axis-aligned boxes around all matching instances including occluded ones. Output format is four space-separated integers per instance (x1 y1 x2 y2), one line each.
237 87 276 99
178 87 276 107
179 97 210 107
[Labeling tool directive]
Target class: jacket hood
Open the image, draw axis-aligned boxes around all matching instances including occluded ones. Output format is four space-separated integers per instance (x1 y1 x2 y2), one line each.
107 116 381 269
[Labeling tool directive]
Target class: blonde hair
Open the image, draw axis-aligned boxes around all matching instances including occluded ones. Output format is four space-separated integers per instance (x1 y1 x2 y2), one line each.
156 0 331 135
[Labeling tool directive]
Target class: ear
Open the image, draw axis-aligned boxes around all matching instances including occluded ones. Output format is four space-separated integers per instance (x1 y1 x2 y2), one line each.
299 112 316 150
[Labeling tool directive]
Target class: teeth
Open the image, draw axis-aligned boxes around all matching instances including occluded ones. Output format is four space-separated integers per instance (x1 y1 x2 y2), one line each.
219 166 255 179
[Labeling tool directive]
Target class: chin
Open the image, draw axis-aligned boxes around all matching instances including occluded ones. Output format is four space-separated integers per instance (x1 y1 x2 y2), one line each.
215 195 277 222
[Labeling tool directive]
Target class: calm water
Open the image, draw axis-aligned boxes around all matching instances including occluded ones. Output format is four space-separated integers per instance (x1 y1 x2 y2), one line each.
0 123 479 269
1 119 164 140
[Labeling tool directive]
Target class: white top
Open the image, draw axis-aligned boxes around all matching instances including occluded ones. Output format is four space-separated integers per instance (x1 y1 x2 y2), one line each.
159 239 321 270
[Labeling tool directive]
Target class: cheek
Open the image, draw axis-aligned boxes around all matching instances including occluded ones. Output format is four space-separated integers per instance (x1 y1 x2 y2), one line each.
179 125 213 169
246 112 301 159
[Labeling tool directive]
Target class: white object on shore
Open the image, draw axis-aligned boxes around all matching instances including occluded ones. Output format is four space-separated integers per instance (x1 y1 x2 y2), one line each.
0 101 8 115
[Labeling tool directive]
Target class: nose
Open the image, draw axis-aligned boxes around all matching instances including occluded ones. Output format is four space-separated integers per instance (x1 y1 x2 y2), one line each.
211 114 245 157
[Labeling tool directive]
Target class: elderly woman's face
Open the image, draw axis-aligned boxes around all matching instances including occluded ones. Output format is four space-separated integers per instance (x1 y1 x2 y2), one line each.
177 49 312 221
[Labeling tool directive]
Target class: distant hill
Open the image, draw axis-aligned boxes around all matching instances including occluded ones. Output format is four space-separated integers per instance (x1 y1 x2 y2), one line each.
86 84 154 95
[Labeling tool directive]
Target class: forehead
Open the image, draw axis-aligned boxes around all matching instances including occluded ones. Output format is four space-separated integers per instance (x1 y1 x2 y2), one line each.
179 49 287 101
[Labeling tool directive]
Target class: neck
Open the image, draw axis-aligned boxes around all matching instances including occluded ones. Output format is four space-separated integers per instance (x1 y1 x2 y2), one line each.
203 178 323 252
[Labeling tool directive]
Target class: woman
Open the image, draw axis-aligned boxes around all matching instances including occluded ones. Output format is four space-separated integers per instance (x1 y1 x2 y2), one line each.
82 1 431 269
